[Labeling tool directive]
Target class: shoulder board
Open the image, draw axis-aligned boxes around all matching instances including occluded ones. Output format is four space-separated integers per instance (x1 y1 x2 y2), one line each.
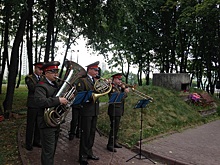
26 74 33 78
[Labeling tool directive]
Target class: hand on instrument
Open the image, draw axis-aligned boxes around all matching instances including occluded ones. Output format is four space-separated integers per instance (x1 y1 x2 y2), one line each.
124 88 130 93
59 97 68 105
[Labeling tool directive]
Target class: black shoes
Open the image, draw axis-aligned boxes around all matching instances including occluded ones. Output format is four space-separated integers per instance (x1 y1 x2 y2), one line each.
25 145 33 151
114 143 122 148
68 131 80 140
79 160 88 165
79 154 99 165
88 155 99 160
76 133 80 138
26 142 41 150
69 133 74 141
107 145 117 152
33 143 42 148
107 143 122 152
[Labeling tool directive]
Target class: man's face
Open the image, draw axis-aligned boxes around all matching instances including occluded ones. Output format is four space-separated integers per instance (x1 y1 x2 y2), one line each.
34 66 43 76
88 68 99 78
45 70 59 81
113 77 122 85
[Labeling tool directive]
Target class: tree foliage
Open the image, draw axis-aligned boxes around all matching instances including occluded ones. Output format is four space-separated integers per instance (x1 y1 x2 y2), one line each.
0 0 219 115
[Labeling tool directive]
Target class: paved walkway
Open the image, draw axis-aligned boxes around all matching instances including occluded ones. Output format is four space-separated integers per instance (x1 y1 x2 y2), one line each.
18 111 162 165
18 110 220 165
141 120 220 165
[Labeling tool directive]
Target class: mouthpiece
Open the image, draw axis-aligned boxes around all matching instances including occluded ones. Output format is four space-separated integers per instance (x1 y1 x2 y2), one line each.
54 76 62 80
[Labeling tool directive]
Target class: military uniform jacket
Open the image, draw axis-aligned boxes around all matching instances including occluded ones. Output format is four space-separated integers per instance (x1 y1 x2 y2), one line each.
108 83 128 116
76 76 99 117
34 78 60 128
25 73 42 108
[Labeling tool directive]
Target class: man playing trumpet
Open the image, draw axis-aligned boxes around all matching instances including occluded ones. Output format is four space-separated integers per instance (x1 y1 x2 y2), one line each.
107 73 129 152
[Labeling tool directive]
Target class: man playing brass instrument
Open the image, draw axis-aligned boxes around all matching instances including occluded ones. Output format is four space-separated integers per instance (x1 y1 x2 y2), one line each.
76 61 100 165
107 73 129 152
34 61 68 165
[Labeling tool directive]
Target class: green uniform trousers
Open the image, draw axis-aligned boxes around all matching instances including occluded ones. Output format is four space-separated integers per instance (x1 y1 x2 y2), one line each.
40 127 60 165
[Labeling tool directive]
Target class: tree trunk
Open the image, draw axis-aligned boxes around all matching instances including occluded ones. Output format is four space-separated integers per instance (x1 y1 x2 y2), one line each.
16 40 23 88
0 3 10 94
3 0 34 118
44 0 56 62
26 8 33 75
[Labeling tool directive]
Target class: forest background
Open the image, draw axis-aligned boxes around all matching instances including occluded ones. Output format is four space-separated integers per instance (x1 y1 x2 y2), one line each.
0 0 219 116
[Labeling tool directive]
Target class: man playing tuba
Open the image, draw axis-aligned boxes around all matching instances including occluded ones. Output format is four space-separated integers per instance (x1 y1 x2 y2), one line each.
34 61 68 165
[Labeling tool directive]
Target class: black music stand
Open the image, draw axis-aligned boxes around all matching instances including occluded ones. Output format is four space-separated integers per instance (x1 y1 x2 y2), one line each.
108 92 125 152
126 99 156 164
72 90 103 136
72 91 91 137
73 90 93 105
109 92 125 104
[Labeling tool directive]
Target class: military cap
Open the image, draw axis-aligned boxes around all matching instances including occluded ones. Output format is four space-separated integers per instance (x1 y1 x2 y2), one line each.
111 73 123 79
86 61 100 71
33 62 45 69
42 61 60 72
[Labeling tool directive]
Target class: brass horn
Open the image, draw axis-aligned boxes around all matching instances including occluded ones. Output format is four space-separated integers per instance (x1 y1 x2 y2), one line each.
92 78 112 102
121 82 153 101
44 61 87 127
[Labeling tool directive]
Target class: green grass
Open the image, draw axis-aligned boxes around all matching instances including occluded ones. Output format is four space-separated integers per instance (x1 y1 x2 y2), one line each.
0 84 220 164
98 85 220 147
0 85 27 165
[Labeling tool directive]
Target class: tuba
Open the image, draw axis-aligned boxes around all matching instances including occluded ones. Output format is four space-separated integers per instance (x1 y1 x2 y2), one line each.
44 60 86 127
92 78 112 102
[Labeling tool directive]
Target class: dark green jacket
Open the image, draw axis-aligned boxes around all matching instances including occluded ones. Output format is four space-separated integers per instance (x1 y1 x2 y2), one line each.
25 74 42 108
34 78 60 128
76 76 99 117
108 83 127 116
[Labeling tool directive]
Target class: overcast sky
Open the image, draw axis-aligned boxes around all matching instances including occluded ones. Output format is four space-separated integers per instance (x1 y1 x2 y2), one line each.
55 36 107 70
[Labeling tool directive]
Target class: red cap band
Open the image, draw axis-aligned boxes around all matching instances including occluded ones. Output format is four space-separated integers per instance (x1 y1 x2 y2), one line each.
35 64 43 68
114 75 122 79
44 65 59 71
88 65 99 69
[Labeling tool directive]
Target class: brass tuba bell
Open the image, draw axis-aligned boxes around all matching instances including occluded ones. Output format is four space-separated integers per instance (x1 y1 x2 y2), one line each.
44 60 87 127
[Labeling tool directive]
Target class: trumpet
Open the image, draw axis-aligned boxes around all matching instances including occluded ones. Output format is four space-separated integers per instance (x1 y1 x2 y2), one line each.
120 82 153 101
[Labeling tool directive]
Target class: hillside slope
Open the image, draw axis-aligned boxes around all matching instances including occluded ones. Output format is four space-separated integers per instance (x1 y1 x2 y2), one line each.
97 85 220 147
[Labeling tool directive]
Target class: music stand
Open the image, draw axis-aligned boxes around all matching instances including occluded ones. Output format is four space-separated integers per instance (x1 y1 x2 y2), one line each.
73 90 103 136
108 92 125 152
72 91 91 105
71 91 92 138
126 99 156 164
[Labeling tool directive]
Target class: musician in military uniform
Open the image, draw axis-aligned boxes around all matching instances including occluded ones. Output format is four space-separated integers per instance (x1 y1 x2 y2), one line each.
34 61 68 165
25 62 45 151
77 61 100 165
107 73 129 152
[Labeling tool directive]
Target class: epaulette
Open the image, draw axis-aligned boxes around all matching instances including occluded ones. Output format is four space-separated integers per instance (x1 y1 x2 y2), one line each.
81 77 89 90
26 74 37 85
26 74 33 79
